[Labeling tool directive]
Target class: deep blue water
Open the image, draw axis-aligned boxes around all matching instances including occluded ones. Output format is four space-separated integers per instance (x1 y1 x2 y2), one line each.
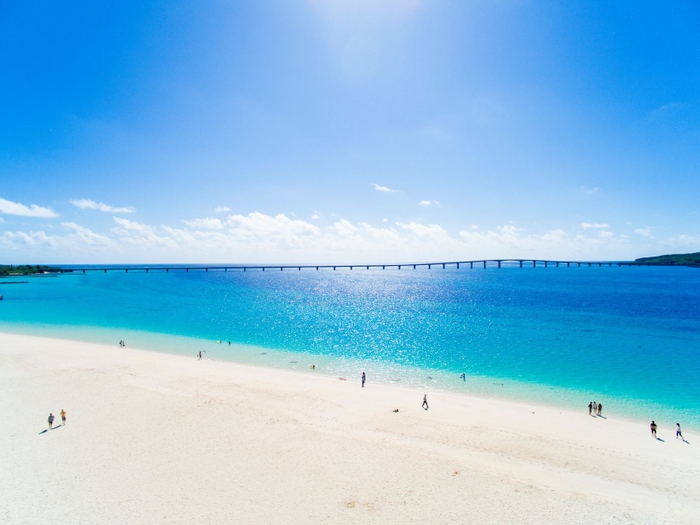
1 266 699 427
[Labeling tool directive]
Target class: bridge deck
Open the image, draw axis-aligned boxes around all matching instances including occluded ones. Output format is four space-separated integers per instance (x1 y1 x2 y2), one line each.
56 259 640 273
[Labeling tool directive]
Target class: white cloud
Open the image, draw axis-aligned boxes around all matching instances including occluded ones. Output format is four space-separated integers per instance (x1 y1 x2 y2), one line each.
580 186 600 194
227 212 320 239
311 213 321 220
634 228 653 238
70 199 135 213
61 222 113 246
214 206 231 213
183 218 224 229
397 221 452 242
0 211 664 263
471 225 479 230
2 230 60 247
112 217 177 249
371 183 401 193
649 102 684 118
419 200 440 206
581 223 609 229
328 219 358 237
0 197 58 218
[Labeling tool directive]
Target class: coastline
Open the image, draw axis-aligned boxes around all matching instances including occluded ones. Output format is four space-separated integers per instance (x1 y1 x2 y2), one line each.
2 331 699 524
1 321 698 431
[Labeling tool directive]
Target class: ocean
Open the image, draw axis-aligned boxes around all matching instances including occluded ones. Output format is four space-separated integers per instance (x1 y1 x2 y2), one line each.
1 265 699 428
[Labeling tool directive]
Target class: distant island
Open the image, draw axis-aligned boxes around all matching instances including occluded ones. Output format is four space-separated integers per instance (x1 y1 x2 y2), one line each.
0 265 60 277
633 252 700 268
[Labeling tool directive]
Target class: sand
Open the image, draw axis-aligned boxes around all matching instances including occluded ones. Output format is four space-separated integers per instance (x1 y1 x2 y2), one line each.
1 332 699 524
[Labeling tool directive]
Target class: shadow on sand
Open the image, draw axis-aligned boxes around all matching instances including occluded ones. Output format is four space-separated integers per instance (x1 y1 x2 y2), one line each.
38 424 62 435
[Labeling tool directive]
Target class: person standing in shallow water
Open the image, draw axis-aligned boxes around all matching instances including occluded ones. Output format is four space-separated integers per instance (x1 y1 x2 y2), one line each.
588 402 593 415
422 394 429 410
650 421 658 437
361 372 366 388
597 403 602 416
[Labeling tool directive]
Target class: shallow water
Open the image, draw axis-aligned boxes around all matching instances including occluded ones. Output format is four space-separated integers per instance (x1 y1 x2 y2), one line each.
1 265 699 427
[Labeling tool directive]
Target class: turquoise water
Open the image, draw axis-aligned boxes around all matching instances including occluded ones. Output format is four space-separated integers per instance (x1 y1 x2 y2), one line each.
1 266 699 428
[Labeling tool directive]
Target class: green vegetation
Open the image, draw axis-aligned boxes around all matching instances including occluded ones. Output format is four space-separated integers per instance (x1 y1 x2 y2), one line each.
634 252 700 267
0 264 60 277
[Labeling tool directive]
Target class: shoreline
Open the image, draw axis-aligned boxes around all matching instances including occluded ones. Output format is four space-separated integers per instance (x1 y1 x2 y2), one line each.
1 323 698 432
2 331 700 523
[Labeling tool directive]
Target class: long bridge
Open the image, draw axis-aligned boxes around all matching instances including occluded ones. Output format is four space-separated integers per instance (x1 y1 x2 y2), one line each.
56 259 644 273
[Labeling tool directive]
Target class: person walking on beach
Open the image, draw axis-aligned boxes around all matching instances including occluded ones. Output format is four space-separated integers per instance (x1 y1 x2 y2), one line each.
48 413 54 430
588 402 593 415
198 351 202 360
597 403 602 416
460 373 466 382
60 409 66 426
361 372 366 388
422 394 429 410
676 423 684 440
650 420 658 437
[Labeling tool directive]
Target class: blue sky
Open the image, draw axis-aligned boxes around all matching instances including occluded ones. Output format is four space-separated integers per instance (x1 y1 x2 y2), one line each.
1 0 699 263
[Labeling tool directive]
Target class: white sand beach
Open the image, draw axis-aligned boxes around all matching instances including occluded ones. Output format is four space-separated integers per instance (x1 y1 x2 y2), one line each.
1 332 699 524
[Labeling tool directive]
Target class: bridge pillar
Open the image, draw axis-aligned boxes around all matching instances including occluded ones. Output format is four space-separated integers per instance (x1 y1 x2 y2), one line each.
555 262 558 268
186 268 188 272
382 265 385 270
126 269 129 273
457 262 460 269
105 269 107 273
398 265 401 270
428 264 431 269
146 269 149 273
533 261 536 268
350 266 353 270
281 267 283 271
443 263 446 269
578 263 580 267
588 263 591 267
367 266 369 270
567 262 570 267
470 262 473 268
497 261 501 268
244 268 246 272
544 261 548 268
413 265 416 269
262 267 265 271
316 266 318 270
483 261 486 268
519 261 522 268
298 267 301 271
